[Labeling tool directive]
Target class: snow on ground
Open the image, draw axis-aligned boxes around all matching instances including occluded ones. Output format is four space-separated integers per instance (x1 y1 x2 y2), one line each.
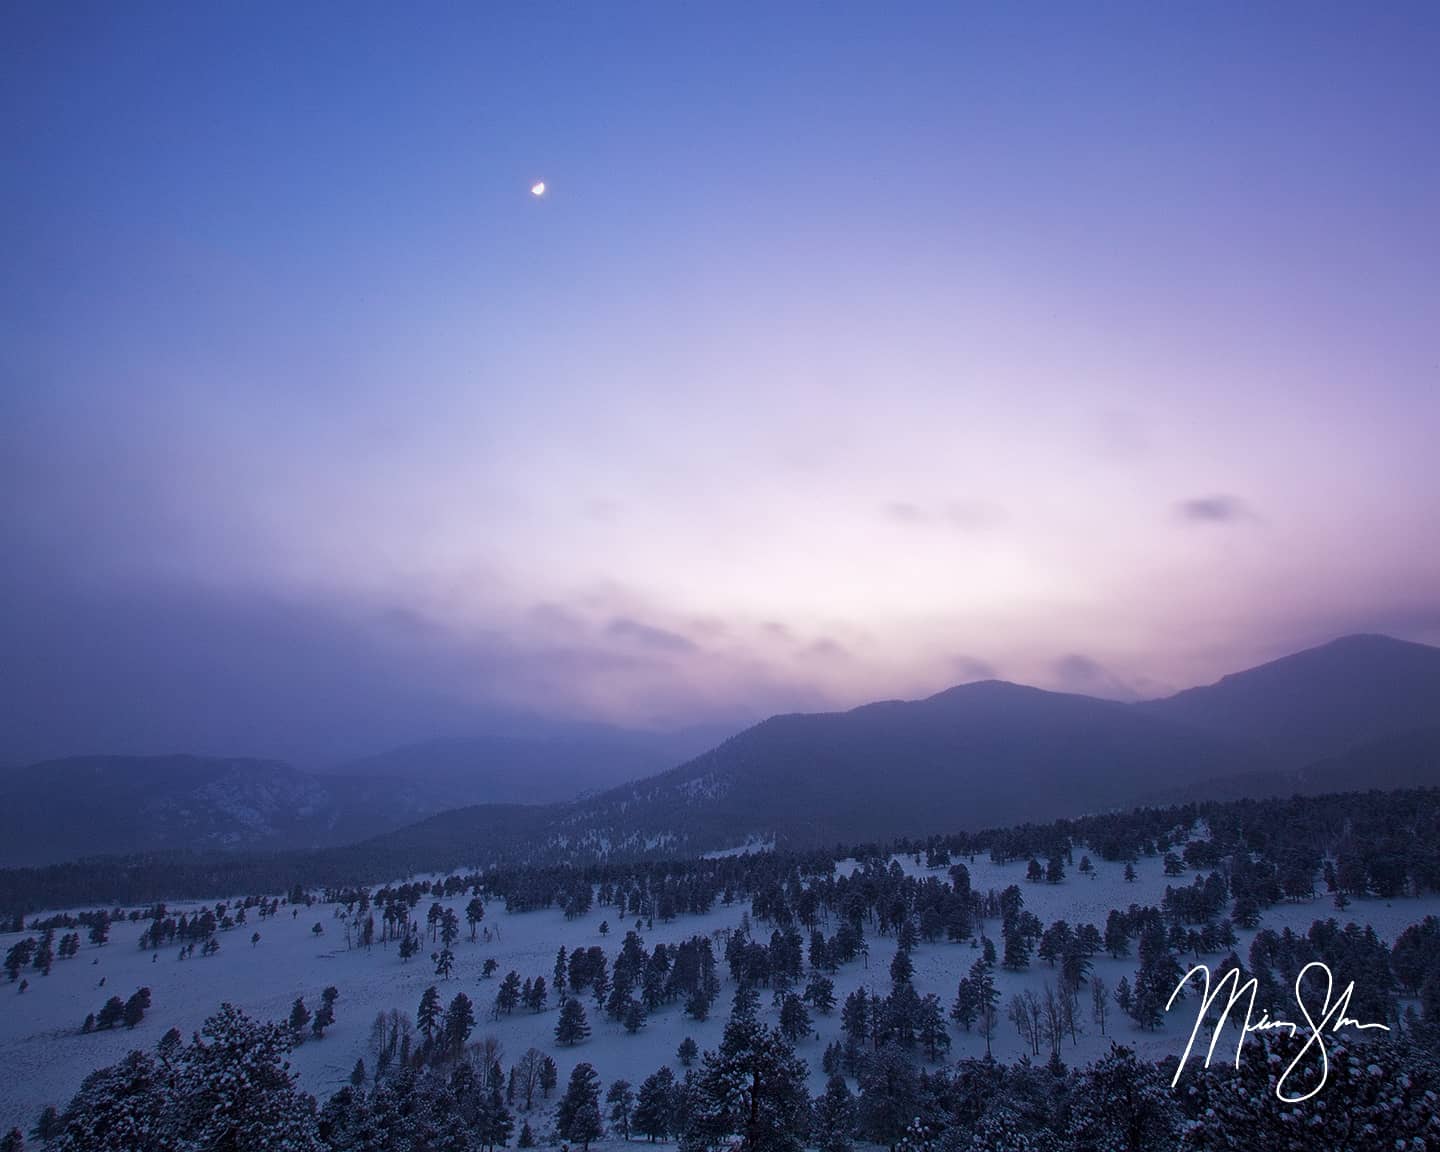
2 847 1436 1134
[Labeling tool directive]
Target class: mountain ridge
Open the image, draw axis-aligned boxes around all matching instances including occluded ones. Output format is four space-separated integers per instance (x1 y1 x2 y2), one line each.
6 633 1438 867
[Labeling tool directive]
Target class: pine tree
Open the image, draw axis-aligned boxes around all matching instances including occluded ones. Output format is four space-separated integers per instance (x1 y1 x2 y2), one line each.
678 1036 699 1067
778 993 812 1043
445 992 476 1059
96 996 126 1031
495 970 522 1017
289 998 311 1039
680 1015 809 1152
811 1075 856 1152
122 988 149 1030
418 986 442 1045
478 1080 514 1151
556 1062 604 1150
624 998 647 1034
635 1067 678 1142
607 1079 636 1140
555 996 591 1046
311 986 338 1039
856 1043 920 1150
916 993 950 1061
30 1106 60 1146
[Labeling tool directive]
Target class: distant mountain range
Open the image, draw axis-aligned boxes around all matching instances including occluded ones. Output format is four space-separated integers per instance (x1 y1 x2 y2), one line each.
4 634 1438 869
0 723 729 867
360 634 1440 867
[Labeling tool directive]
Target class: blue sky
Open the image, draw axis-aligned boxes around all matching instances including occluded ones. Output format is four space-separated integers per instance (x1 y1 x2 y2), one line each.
3 2 1439 762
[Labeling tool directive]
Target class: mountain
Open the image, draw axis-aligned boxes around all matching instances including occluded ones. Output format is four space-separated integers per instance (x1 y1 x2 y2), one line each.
0 723 733 867
0 756 345 866
360 633 1440 863
528 680 1263 855
1138 634 1440 767
8 634 1439 870
321 723 733 807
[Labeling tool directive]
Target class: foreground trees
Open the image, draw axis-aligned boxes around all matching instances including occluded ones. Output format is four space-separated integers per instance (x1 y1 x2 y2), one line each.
680 1015 809 1152
54 1004 319 1152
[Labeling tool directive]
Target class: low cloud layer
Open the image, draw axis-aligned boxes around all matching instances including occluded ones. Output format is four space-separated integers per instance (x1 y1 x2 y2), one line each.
1176 495 1250 524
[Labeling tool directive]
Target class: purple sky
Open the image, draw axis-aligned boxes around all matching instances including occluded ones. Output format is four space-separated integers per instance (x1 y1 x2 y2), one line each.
3 3 1439 763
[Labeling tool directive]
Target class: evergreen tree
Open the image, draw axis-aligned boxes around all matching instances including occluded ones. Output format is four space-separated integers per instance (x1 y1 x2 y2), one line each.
802 975 836 1014
478 1080 514 1151
916 993 950 1061
811 1076 857 1152
444 992 476 1059
678 1036 699 1067
680 1015 809 1152
624 998 647 1034
96 997 126 1031
30 1106 60 1146
606 1079 636 1140
496 971 522 1017
418 986 442 1045
556 1062 604 1150
635 1066 678 1142
778 993 812 1043
555 996 591 1046
122 988 150 1030
856 1043 920 1150
311 986 338 1039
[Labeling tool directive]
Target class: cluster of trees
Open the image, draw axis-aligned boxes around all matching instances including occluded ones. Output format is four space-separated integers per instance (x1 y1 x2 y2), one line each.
23 996 1440 1152
81 986 151 1033
4 929 82 986
288 986 340 1042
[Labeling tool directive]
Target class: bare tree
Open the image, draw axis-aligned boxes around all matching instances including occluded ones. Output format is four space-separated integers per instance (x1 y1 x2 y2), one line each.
1040 983 1064 1057
1061 986 1083 1046
977 998 998 1059
515 1047 546 1111
1090 975 1109 1035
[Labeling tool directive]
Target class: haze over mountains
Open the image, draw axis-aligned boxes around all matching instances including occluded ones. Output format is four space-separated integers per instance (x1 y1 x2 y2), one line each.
4 634 1438 869
0 723 728 867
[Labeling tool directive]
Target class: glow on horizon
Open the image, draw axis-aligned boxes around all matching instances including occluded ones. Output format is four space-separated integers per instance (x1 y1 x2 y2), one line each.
2 3 1439 760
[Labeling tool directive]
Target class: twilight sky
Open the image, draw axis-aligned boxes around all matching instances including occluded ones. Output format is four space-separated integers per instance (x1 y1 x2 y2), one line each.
3 2 1439 764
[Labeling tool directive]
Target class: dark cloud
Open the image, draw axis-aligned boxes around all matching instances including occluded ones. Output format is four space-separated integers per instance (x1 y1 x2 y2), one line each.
761 620 795 643
803 637 850 662
952 655 998 682
882 501 928 525
1051 653 1141 700
605 616 698 653
1175 495 1249 524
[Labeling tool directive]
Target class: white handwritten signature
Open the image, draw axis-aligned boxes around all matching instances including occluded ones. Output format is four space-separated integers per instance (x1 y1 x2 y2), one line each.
1165 961 1390 1102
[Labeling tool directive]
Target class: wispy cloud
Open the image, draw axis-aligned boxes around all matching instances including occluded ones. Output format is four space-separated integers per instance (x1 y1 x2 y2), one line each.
1175 495 1250 525
605 616 697 653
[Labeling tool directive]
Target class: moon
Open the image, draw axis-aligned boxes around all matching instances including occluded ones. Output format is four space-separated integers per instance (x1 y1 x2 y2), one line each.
530 181 546 197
